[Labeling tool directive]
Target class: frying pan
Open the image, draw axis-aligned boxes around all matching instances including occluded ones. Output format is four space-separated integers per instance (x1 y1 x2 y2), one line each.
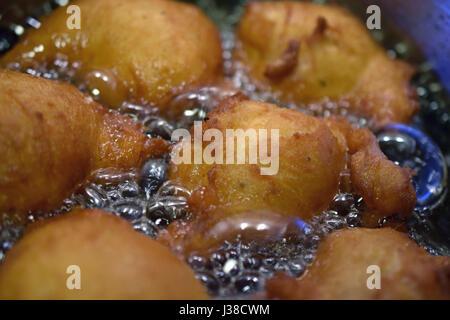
0 0 449 254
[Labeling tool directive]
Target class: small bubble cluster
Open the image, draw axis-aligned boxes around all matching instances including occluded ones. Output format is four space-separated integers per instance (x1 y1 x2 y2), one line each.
66 159 190 238
412 63 450 150
0 215 24 263
169 86 240 129
5 53 81 84
0 0 76 56
118 102 173 139
119 85 239 139
188 193 361 298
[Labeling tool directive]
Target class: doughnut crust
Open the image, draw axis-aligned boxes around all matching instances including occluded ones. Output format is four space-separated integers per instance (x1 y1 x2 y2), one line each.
0 209 209 299
234 1 418 127
0 0 223 117
0 69 168 215
169 96 347 221
266 228 450 300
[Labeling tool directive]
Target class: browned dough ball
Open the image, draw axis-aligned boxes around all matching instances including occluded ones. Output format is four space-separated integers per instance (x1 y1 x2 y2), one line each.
0 69 168 215
0 208 210 300
266 228 450 300
234 1 418 127
0 0 223 118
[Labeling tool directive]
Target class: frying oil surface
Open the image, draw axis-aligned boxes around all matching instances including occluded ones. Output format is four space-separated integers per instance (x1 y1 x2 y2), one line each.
0 0 450 298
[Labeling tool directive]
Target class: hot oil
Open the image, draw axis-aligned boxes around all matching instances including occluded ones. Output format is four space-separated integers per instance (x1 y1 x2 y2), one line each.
183 193 362 297
0 0 449 299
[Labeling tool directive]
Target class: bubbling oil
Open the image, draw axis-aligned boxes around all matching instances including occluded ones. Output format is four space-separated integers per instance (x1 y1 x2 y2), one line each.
0 0 449 299
183 195 361 297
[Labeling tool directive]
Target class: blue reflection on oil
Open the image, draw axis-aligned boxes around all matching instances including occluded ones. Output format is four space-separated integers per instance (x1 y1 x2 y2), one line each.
378 124 447 212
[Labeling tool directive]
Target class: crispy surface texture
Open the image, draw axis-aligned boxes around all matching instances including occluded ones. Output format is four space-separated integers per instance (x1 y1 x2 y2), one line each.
266 228 450 300
170 96 347 220
0 69 168 215
234 1 418 127
163 97 416 254
0 209 209 299
0 0 223 117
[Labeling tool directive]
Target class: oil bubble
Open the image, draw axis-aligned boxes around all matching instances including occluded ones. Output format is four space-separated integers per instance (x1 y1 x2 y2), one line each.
205 211 312 245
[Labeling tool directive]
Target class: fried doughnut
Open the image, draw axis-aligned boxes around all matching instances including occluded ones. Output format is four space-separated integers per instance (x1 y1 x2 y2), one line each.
0 0 223 118
234 1 418 127
266 228 450 300
0 69 168 215
0 209 209 299
170 96 347 220
162 97 416 254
